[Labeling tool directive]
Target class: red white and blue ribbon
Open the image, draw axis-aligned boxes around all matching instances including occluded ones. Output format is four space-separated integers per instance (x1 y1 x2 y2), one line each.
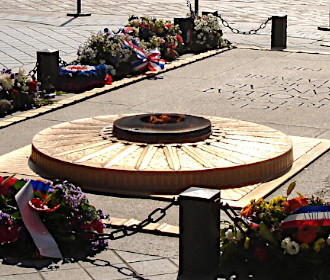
124 39 165 72
281 205 330 229
15 180 63 259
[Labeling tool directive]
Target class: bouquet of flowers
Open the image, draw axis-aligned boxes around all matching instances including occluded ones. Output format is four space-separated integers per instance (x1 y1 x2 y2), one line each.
126 16 184 61
189 14 230 53
0 68 40 114
0 175 108 259
220 182 330 280
77 31 138 79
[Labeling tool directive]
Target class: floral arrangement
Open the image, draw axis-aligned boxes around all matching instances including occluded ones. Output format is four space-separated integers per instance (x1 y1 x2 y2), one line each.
126 16 184 61
57 64 110 92
0 175 108 259
189 14 230 53
220 182 330 280
0 68 40 114
76 31 138 79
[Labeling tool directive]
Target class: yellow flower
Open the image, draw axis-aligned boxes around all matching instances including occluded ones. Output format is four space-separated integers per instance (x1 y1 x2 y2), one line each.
244 237 250 249
313 238 325 252
269 196 286 206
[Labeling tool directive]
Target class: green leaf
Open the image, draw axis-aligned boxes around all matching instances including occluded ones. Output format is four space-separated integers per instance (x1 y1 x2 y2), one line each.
11 211 22 220
259 222 276 245
12 179 28 191
286 181 296 197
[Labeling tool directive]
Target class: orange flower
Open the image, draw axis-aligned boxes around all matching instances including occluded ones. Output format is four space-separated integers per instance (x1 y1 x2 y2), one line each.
241 204 254 217
283 195 308 213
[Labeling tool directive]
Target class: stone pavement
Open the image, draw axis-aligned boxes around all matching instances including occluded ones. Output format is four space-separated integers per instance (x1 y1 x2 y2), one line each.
0 48 329 279
0 1 330 280
0 0 329 71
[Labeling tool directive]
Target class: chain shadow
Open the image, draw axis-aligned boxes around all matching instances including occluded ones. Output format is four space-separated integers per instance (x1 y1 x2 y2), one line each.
85 258 146 279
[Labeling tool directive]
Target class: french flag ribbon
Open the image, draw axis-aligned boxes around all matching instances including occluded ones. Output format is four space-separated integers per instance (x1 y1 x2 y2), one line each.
124 39 165 72
281 205 330 229
15 180 63 259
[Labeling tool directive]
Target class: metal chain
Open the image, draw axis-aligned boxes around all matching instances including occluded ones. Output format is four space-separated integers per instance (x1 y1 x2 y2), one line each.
186 0 195 17
216 12 272 35
220 202 252 235
28 62 38 79
92 198 178 241
59 56 68 66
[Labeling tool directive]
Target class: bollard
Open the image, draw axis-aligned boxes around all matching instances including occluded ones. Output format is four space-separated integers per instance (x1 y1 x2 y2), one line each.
67 0 91 17
271 15 287 49
37 49 59 91
174 18 194 44
178 187 220 280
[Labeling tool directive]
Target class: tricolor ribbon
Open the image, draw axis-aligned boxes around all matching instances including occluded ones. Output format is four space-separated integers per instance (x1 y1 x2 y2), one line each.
281 205 330 229
15 180 63 259
124 39 165 72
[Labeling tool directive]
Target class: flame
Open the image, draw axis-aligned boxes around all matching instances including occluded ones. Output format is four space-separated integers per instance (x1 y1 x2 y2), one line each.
149 114 184 124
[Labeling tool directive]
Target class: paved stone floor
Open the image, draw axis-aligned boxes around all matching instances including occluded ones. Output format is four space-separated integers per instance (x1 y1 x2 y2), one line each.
0 1 329 279
0 0 329 71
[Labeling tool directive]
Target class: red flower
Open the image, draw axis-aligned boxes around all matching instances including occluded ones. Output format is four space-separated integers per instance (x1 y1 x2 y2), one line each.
283 196 308 213
0 224 20 245
165 23 172 29
296 221 319 244
254 246 267 262
105 74 112 85
177 35 183 44
81 219 104 234
0 176 18 196
11 89 18 94
28 80 37 92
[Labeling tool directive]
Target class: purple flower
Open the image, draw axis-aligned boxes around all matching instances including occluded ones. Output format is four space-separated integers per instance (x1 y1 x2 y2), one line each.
0 211 10 225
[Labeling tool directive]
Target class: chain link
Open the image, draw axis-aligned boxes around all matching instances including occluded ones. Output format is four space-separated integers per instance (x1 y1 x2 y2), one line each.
92 198 178 241
59 56 68 66
214 12 272 35
28 62 38 79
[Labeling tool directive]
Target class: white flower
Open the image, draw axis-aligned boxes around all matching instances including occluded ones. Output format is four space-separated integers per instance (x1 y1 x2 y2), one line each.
22 85 29 91
26 77 33 84
281 237 291 249
286 240 300 255
0 75 13 90
225 229 234 240
16 66 25 82
327 234 330 246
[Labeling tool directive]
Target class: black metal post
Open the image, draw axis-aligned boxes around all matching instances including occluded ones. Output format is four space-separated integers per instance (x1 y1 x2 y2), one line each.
178 187 220 280
37 49 59 91
318 5 330 31
195 0 199 16
67 0 91 17
174 18 194 44
271 15 287 49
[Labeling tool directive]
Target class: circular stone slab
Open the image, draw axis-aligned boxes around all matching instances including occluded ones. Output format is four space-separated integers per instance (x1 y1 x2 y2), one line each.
30 115 293 196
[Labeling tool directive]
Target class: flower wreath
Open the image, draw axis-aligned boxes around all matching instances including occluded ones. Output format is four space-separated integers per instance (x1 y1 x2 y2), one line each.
220 182 330 280
0 175 109 259
57 64 111 92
